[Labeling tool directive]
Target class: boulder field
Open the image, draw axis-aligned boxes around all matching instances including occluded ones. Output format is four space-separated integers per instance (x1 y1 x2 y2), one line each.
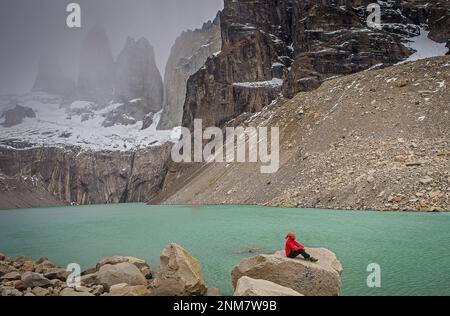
0 247 342 296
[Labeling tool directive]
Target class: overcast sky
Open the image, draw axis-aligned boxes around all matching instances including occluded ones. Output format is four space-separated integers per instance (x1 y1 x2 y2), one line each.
0 0 223 94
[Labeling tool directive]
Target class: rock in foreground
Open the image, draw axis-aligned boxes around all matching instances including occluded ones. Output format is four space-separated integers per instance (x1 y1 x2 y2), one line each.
96 262 147 291
153 243 207 296
234 276 303 296
231 248 343 296
104 285 151 296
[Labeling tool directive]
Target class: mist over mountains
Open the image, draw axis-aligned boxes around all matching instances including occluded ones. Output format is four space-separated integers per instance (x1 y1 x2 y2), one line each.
0 0 223 94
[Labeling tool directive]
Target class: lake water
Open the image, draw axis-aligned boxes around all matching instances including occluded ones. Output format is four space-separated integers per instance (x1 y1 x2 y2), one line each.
0 204 449 296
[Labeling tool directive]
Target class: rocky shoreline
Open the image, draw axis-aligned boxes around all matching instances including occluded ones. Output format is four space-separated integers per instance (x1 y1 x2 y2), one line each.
0 244 343 297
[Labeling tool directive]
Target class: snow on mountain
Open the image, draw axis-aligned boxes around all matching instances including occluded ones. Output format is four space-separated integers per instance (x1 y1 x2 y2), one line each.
0 93 177 152
400 27 449 64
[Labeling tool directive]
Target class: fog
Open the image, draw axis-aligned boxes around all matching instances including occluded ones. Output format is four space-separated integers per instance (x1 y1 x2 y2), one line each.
0 0 223 94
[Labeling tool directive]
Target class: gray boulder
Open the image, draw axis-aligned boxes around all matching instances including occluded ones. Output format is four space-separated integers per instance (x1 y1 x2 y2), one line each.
44 268 69 281
234 276 303 296
104 285 151 296
231 248 343 296
21 272 52 288
1 286 23 296
0 271 21 281
96 262 147 290
60 287 95 297
96 256 150 272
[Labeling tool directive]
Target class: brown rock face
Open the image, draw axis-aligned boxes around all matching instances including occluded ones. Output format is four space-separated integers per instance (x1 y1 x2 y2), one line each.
181 0 450 129
153 243 208 296
158 14 222 130
0 144 171 206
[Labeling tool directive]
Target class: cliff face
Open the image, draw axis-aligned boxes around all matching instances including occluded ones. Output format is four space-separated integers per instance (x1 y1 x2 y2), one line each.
114 37 163 115
181 0 450 130
77 25 115 105
160 56 450 212
158 14 221 130
0 144 171 206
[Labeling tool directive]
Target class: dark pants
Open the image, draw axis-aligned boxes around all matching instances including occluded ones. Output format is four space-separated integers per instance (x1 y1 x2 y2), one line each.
288 249 311 260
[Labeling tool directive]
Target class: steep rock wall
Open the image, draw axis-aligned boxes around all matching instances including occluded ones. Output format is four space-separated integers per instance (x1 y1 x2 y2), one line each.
0 144 171 206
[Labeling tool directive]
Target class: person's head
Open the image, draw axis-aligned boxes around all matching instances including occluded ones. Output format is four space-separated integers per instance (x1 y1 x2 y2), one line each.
285 233 296 241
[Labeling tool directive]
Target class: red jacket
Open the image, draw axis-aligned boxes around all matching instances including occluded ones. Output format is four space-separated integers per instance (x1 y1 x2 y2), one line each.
285 239 304 257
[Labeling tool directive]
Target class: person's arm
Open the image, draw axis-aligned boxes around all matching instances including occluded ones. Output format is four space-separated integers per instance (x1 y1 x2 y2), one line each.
293 240 304 250
287 240 303 251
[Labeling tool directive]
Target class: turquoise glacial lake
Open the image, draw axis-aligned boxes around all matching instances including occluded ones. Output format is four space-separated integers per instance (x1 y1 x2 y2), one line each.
0 204 449 296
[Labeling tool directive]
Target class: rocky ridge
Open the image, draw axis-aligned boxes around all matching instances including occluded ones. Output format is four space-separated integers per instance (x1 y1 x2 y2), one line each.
181 0 450 131
159 56 450 212
113 37 164 121
158 13 222 130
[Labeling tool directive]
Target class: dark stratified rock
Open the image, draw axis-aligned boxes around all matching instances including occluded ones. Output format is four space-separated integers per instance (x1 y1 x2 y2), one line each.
32 54 75 96
181 0 449 130
114 37 163 116
158 13 221 130
426 2 450 43
77 25 115 105
142 112 155 130
446 40 450 55
2 105 36 127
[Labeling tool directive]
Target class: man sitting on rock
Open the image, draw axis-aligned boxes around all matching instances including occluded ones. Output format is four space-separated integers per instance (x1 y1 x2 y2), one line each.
285 233 318 262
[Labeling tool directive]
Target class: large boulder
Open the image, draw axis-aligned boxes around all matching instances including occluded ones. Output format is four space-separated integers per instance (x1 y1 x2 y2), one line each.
60 288 95 297
105 285 151 296
231 248 343 296
96 256 149 271
21 272 52 288
34 260 57 274
234 276 303 296
0 271 21 281
1 286 23 296
96 262 147 290
44 268 69 281
80 273 97 286
153 243 207 296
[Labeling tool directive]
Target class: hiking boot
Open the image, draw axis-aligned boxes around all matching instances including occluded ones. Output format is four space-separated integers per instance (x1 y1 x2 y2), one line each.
309 257 318 263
